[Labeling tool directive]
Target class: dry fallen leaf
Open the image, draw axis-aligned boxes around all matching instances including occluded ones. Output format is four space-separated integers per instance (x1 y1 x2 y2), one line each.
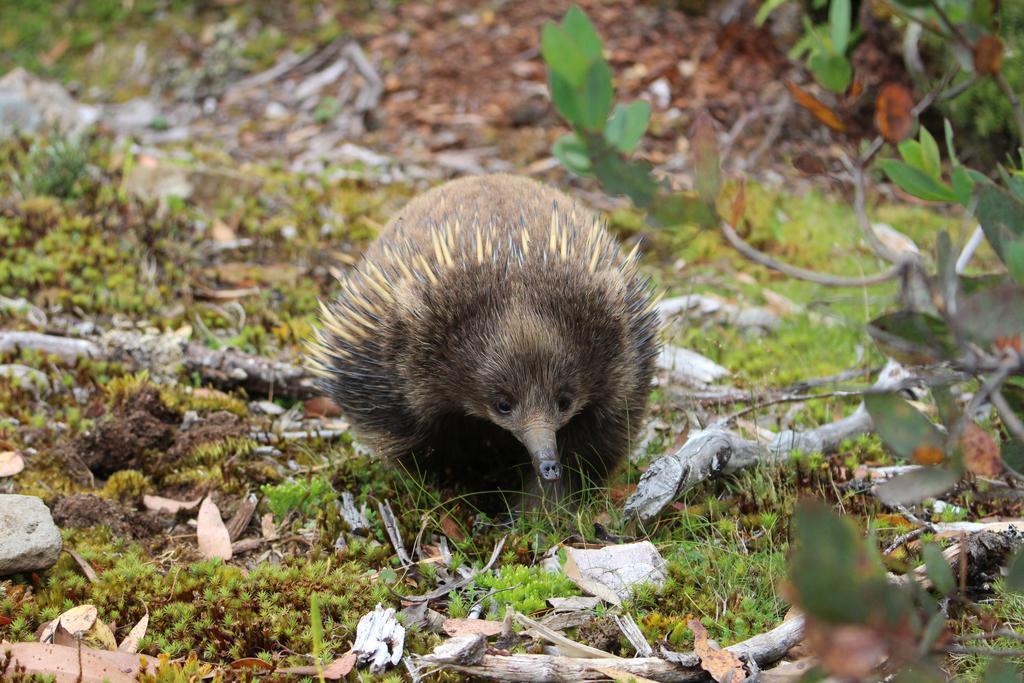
440 512 467 542
3 642 159 683
785 80 846 133
143 494 201 513
974 35 1004 76
64 548 100 583
804 620 888 680
0 450 25 477
55 604 98 637
962 422 1003 477
912 445 945 466
197 497 233 561
689 619 747 683
211 218 237 243
874 83 915 143
442 618 504 637
278 651 357 679
117 610 149 654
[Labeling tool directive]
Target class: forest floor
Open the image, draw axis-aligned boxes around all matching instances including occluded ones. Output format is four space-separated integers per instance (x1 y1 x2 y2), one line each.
0 1 1018 681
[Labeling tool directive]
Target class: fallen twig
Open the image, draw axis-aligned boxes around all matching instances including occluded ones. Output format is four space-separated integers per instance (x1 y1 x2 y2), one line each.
409 614 805 682
625 361 911 524
0 330 319 400
398 536 507 603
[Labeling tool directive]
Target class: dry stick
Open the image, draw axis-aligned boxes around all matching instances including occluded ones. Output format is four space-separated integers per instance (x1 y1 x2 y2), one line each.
397 536 507 603
842 155 913 266
719 220 903 287
0 330 319 400
378 500 414 569
994 72 1024 140
993 389 1024 442
624 361 911 524
410 614 804 683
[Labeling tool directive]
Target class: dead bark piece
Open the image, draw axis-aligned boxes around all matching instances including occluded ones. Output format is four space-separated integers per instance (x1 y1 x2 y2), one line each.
657 345 731 387
614 614 654 657
352 603 405 674
443 618 504 637
378 499 413 568
226 495 258 541
563 542 668 605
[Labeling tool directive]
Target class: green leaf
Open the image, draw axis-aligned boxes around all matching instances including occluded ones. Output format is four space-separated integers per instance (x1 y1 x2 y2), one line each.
1002 439 1024 478
563 6 604 63
580 60 614 131
898 139 924 172
919 126 942 180
864 392 945 460
957 281 1024 346
943 118 958 163
983 660 1024 683
809 52 852 93
976 182 1024 266
605 101 651 153
690 110 721 208
866 311 956 364
541 23 587 87
922 543 955 595
552 133 593 177
878 159 958 202
951 166 974 207
829 0 851 54
755 0 791 26
1007 547 1024 592
548 70 583 126
1007 239 1024 286
592 153 659 208
873 467 959 506
790 503 869 623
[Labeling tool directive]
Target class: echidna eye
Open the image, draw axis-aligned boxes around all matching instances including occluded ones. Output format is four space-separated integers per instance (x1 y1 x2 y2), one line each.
557 395 572 412
494 398 514 415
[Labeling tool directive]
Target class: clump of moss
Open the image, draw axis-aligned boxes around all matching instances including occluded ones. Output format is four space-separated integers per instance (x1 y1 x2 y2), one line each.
466 562 581 617
100 469 151 504
13 528 384 665
261 475 337 521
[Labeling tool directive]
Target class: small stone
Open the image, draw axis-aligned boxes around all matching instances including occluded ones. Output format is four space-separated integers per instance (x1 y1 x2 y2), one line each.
0 494 62 575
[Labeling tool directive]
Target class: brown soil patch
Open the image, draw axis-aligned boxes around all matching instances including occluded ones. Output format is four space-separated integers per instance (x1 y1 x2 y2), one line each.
51 494 163 539
72 387 247 479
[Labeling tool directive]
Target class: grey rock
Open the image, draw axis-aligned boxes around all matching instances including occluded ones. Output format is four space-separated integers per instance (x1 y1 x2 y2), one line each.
0 494 62 575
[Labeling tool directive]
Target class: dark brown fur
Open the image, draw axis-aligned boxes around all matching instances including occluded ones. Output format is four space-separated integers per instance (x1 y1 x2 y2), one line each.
309 174 660 505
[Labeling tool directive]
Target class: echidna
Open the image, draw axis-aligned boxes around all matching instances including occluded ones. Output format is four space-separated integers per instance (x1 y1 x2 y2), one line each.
308 174 661 506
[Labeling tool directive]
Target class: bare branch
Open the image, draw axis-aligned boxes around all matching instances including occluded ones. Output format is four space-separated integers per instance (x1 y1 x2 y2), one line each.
719 220 902 287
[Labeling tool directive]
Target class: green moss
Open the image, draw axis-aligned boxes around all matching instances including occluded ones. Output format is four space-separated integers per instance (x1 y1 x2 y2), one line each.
261 475 338 521
100 469 151 503
3 528 381 666
470 563 581 616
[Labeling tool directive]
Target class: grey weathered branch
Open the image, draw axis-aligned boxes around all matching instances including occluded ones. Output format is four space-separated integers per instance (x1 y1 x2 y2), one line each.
624 361 911 524
408 613 804 682
0 330 318 400
719 220 903 287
